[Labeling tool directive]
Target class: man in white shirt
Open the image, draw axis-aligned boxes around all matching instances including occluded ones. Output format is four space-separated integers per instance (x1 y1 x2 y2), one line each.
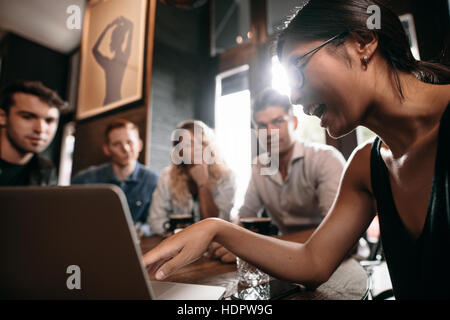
209 88 345 262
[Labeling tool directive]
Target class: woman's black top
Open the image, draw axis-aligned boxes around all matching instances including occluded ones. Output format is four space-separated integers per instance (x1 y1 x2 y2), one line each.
370 104 450 299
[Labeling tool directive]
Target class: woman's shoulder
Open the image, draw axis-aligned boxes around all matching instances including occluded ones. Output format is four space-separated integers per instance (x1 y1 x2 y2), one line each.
156 167 172 184
341 138 376 191
215 167 236 185
159 166 171 174
350 139 375 164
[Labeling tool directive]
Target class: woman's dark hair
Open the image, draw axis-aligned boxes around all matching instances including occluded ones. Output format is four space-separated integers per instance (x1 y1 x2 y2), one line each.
251 88 293 122
276 0 450 98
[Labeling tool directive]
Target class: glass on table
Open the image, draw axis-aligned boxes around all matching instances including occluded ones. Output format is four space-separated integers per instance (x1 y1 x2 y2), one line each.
236 257 270 287
236 216 276 287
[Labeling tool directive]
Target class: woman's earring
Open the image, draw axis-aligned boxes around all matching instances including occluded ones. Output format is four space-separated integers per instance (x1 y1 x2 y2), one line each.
362 56 369 70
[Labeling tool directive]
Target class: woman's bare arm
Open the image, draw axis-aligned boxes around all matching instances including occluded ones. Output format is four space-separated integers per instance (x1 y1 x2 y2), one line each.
143 143 376 287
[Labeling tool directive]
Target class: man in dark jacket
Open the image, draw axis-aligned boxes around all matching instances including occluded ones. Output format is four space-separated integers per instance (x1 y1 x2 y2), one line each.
0 81 65 186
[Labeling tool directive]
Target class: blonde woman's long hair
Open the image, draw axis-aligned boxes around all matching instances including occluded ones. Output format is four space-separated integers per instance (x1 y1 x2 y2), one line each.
169 120 231 208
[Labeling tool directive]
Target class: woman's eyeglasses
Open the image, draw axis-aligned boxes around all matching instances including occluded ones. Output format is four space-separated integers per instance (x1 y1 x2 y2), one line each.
287 32 348 89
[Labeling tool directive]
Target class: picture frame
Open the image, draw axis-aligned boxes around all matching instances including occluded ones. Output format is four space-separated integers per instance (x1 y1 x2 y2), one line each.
76 0 148 120
399 13 421 61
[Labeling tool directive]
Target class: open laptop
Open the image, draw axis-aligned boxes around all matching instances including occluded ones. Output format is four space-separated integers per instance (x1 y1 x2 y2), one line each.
0 185 226 300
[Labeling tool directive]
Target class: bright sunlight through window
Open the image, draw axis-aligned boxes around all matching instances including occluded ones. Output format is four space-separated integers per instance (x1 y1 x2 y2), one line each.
271 56 325 144
215 89 252 221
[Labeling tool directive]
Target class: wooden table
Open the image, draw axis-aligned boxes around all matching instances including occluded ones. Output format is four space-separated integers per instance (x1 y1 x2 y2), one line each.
140 236 369 300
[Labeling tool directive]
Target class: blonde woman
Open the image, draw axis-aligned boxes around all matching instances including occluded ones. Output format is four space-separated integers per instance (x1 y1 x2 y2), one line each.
148 120 236 235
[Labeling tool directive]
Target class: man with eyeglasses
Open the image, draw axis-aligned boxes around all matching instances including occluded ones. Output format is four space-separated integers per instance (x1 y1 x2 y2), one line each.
208 88 345 263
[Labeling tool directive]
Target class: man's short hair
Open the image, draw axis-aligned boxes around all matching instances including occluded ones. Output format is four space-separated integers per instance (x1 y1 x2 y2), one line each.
0 80 66 114
104 119 139 143
251 88 293 122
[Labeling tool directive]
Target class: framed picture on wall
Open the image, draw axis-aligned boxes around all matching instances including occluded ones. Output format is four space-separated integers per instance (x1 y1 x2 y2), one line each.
399 13 421 61
76 0 148 119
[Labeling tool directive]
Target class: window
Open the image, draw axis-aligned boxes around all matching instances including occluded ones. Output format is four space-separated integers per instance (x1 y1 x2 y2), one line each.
58 122 76 186
215 66 251 220
399 14 420 61
271 55 326 144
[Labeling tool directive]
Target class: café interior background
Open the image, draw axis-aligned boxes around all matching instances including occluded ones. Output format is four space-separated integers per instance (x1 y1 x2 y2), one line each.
0 0 448 206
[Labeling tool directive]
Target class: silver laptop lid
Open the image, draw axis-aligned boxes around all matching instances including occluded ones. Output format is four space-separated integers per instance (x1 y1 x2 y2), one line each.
0 185 155 300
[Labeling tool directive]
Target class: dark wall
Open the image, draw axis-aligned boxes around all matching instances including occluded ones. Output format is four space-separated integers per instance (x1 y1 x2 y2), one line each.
149 41 197 173
0 33 70 168
390 0 450 62
72 1 215 176
0 34 69 98
154 1 209 55
149 2 215 173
